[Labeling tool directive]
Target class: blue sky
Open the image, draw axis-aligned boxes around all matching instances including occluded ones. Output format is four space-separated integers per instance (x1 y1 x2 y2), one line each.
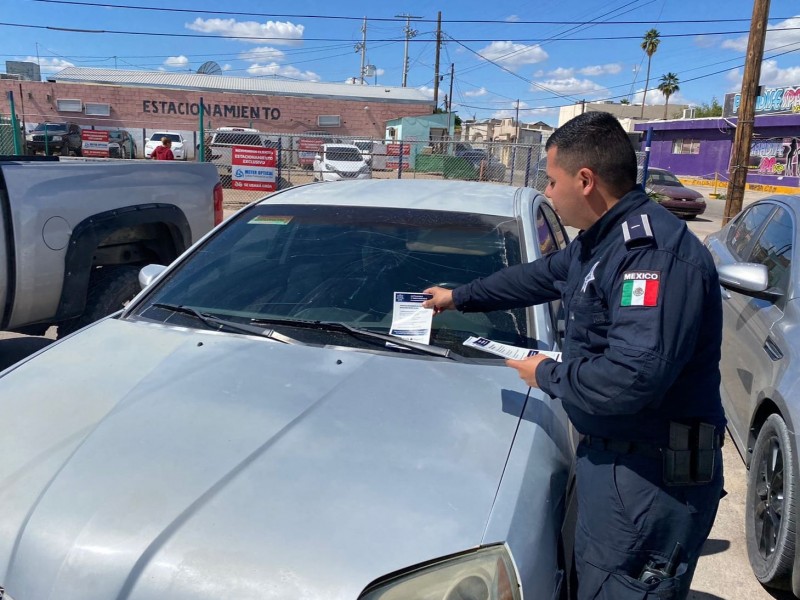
3 0 800 125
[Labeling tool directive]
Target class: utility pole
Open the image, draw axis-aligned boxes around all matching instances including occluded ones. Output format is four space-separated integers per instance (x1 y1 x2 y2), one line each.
448 63 455 139
433 11 442 110
515 99 520 142
724 0 771 224
355 17 367 85
396 14 421 87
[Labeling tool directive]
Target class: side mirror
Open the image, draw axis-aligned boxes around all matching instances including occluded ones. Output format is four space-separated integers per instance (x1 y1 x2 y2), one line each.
139 264 167 289
717 262 783 300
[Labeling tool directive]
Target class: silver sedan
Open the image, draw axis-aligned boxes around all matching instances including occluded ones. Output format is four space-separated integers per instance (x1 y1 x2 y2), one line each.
0 180 576 600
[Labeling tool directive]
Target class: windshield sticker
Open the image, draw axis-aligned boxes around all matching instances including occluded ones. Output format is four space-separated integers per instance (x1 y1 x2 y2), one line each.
463 336 563 361
248 215 293 226
388 292 434 346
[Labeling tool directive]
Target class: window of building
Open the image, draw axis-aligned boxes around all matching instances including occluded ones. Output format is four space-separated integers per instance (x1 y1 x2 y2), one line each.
671 139 701 154
317 115 341 127
56 98 82 112
84 102 111 116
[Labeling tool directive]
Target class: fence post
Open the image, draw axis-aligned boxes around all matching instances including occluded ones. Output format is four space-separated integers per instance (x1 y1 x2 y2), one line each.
397 141 404 179
6 91 21 155
198 96 205 162
641 126 654 185
277 137 282 186
44 123 49 156
508 145 517 186
524 146 533 188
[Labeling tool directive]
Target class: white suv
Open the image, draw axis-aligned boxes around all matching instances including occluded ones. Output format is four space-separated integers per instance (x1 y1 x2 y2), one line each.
145 132 187 160
313 144 371 182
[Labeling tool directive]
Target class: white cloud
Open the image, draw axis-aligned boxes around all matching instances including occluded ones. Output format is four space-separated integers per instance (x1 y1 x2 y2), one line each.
164 55 189 68
478 41 548 69
722 16 800 52
493 100 530 119
726 59 800 89
533 69 545 77
694 35 716 48
492 101 557 122
247 62 319 81
186 18 304 45
22 56 74 74
548 67 575 78
222 64 232 71
505 15 520 22
376 68 386 76
578 63 622 76
417 85 435 99
238 46 285 62
535 77 606 95
631 88 693 106
465 87 488 97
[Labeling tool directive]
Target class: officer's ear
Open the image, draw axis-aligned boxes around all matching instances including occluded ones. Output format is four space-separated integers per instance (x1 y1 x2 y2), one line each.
576 167 596 197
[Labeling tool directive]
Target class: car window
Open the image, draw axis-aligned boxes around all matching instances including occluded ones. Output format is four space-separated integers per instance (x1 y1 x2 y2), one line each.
325 147 362 162
134 204 534 356
648 170 682 186
727 203 775 259
540 204 567 250
35 123 67 132
151 133 182 143
747 206 793 292
535 208 559 257
354 141 372 151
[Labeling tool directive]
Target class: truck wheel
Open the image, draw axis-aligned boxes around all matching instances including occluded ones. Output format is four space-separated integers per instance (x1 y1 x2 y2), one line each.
57 265 141 337
746 413 797 589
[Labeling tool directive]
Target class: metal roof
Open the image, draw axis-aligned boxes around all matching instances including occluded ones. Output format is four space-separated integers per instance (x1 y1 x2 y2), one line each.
51 67 433 105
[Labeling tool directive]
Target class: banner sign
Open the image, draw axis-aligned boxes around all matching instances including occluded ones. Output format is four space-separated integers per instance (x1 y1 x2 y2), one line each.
386 143 410 169
81 130 109 158
231 146 277 191
724 86 800 118
298 137 327 166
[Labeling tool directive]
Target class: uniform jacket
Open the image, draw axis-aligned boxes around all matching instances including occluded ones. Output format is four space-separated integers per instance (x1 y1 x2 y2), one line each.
452 187 725 444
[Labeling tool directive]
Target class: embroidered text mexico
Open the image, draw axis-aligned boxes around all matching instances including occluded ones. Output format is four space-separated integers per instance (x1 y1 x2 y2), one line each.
623 272 660 280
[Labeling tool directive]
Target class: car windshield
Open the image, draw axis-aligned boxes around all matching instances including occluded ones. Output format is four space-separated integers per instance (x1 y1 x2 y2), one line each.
354 141 372 151
33 123 67 132
648 170 682 186
108 131 124 141
151 133 182 143
325 147 363 162
213 133 263 146
133 204 532 357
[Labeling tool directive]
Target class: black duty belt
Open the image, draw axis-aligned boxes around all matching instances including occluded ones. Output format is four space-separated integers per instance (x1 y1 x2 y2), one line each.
581 433 723 460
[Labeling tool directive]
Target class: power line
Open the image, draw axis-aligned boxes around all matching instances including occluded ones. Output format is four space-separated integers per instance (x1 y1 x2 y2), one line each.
26 1 795 25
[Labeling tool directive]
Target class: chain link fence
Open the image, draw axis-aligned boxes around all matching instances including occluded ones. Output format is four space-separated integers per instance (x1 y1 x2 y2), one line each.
0 114 20 155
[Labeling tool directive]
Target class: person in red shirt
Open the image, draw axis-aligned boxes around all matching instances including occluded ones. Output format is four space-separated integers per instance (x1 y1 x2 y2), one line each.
151 137 174 160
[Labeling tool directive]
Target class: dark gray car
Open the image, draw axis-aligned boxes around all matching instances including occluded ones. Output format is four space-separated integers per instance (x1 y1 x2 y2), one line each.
704 195 800 595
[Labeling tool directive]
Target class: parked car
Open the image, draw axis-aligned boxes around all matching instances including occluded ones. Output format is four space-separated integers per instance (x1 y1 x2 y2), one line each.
455 149 507 181
643 167 706 219
313 143 371 181
107 130 137 159
24 122 82 156
203 126 279 187
144 132 187 160
0 179 577 600
352 139 388 170
704 195 800 596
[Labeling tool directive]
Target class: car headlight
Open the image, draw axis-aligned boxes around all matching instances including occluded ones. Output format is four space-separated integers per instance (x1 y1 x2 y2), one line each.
51 135 63 142
359 546 521 600
25 135 33 141
324 163 335 171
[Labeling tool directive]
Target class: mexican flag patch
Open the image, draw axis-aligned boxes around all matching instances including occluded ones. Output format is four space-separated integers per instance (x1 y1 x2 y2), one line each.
620 270 660 307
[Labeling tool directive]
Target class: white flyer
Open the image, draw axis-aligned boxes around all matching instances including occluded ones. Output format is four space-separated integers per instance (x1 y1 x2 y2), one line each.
463 336 563 362
389 292 434 345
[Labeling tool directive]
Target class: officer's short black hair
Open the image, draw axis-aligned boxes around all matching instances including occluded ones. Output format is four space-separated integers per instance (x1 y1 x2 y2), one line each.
545 111 638 197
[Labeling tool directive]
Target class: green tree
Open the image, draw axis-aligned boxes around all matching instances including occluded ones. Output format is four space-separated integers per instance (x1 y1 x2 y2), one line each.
640 29 661 118
620 98 630 105
694 97 723 117
657 72 680 119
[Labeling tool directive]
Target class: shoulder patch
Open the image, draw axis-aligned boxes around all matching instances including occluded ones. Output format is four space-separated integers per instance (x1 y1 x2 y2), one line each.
621 214 655 249
620 270 660 307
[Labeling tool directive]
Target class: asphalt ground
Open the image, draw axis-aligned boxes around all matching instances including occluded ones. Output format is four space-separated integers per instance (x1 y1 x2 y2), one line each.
1 185 795 598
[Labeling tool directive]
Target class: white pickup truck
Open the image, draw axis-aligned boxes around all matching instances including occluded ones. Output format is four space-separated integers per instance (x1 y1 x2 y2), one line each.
0 157 221 339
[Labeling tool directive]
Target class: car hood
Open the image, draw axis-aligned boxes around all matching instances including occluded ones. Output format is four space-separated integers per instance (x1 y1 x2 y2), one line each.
650 183 703 200
325 159 366 171
0 319 533 600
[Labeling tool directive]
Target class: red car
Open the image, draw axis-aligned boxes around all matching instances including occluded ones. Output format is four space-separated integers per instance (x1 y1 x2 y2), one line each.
644 167 706 219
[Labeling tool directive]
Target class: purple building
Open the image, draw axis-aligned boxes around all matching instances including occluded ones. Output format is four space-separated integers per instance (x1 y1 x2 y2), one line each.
634 86 800 190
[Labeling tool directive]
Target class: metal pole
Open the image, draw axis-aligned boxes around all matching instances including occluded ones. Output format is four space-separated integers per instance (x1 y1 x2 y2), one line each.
7 91 21 155
277 137 282 185
641 126 654 185
432 11 442 109
198 96 205 162
448 63 454 141
359 17 367 85
44 122 49 156
398 141 404 179
524 146 533 187
724 0 771 224
515 99 520 142
396 14 421 88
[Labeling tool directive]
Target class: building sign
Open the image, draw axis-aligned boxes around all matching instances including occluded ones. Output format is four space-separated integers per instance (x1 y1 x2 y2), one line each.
386 143 410 169
298 137 327 166
81 130 109 158
231 146 277 191
724 86 800 118
749 137 800 178
142 100 281 122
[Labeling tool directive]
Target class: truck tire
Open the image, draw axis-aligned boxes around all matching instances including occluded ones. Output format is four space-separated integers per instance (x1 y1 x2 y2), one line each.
57 265 141 337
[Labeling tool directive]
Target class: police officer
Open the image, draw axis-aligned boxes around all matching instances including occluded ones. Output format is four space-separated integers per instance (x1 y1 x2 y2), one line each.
423 111 725 600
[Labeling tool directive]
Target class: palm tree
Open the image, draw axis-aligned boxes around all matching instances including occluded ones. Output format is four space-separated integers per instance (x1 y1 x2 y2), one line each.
640 29 661 118
658 73 680 119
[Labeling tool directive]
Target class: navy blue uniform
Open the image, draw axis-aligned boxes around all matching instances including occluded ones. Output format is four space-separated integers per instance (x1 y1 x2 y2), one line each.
453 187 725 599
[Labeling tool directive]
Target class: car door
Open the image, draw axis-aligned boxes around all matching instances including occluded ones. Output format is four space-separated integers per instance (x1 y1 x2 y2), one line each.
721 203 794 447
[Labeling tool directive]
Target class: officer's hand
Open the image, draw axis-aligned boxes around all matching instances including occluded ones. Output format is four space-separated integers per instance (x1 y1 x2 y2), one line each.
505 354 551 388
422 286 455 315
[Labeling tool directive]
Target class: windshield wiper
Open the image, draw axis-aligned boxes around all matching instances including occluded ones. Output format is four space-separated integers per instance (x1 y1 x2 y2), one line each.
249 316 464 361
150 303 295 344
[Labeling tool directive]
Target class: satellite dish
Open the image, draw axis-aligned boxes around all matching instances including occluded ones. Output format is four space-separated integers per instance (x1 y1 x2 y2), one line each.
197 61 222 75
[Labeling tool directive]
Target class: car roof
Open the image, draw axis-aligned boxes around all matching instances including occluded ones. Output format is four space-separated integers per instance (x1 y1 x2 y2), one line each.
322 143 360 150
260 179 530 217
